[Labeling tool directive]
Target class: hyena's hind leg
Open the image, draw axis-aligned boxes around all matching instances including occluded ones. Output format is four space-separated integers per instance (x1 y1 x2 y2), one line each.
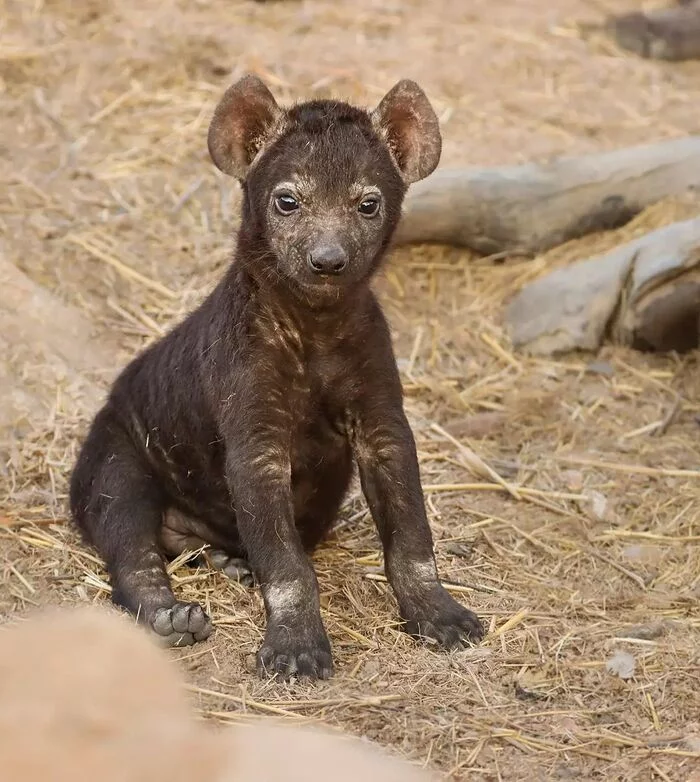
161 506 256 587
70 408 212 647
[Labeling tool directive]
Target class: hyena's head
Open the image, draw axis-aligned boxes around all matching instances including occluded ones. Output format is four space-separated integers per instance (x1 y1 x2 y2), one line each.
208 74 441 304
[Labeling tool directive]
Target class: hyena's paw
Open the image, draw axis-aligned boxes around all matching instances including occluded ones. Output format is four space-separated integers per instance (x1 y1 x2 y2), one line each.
151 602 212 647
208 550 256 587
400 586 484 650
257 622 334 681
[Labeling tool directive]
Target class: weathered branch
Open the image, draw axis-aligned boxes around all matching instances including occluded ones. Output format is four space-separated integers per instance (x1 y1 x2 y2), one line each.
0 257 110 437
396 137 700 255
608 0 700 62
505 217 700 355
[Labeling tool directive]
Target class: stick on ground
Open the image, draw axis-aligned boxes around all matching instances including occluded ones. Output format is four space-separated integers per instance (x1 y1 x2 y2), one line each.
608 0 700 62
396 137 700 254
505 216 700 355
0 256 113 442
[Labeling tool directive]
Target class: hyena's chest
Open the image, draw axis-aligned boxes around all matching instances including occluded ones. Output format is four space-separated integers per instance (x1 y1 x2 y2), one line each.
289 377 349 469
287 363 354 498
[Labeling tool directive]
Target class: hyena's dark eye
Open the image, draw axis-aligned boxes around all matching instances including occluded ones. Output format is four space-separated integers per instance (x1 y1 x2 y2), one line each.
358 196 380 218
274 193 300 215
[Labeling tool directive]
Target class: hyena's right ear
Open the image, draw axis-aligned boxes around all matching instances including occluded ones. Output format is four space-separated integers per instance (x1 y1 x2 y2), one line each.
207 74 283 180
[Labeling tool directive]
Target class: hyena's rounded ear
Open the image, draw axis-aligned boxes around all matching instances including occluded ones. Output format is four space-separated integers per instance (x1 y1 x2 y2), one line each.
207 74 283 180
371 80 442 184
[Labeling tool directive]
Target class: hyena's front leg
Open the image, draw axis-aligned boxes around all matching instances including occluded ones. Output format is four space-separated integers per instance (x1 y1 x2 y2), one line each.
223 403 334 680
352 403 484 648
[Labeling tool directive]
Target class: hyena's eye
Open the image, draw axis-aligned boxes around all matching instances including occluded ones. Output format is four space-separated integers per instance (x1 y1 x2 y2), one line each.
274 193 300 215
358 195 380 218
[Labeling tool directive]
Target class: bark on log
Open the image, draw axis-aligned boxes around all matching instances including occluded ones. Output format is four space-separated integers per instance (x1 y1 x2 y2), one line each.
396 137 700 255
608 0 700 62
505 217 700 356
0 257 110 438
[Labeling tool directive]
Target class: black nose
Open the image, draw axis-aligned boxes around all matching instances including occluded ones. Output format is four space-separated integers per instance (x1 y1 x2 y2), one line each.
307 244 348 275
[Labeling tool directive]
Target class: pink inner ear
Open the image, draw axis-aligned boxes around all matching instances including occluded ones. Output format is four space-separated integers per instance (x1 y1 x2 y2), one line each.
230 98 279 169
208 76 281 179
385 107 420 173
373 81 441 183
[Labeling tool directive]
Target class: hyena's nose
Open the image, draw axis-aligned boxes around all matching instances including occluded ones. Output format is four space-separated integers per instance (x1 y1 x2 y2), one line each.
308 244 348 276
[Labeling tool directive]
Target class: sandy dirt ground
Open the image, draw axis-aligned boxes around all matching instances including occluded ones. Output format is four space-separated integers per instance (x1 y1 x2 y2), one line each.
1 0 699 779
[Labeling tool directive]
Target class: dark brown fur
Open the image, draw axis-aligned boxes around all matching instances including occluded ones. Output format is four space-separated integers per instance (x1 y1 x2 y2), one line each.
70 75 483 679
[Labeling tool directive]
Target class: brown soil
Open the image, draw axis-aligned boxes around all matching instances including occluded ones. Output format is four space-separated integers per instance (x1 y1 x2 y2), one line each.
1 0 699 779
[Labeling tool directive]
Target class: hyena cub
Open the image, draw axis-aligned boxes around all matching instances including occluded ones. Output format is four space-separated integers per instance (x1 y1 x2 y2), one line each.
70 75 484 679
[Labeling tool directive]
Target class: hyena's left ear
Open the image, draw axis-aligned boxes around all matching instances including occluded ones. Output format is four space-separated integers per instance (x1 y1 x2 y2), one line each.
371 80 442 184
207 74 283 180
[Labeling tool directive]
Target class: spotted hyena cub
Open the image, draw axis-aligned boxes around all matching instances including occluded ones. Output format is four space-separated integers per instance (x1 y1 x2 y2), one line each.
70 75 484 679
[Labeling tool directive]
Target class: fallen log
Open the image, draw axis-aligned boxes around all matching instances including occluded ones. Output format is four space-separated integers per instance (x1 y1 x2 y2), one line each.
608 0 700 62
0 257 111 439
505 216 700 355
396 137 700 255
